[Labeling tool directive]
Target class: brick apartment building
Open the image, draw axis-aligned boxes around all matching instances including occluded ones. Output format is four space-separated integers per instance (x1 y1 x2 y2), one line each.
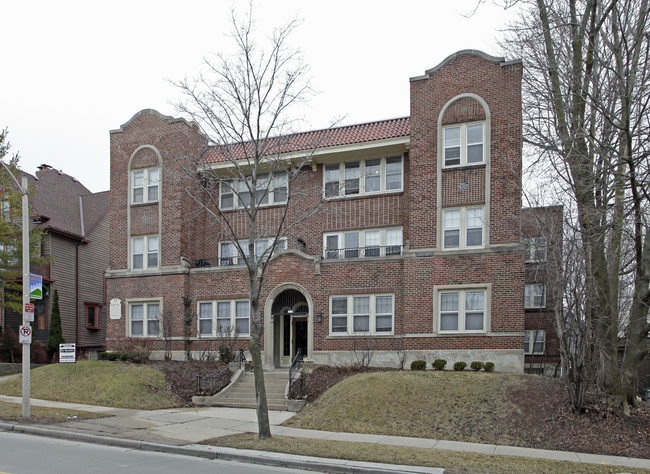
106 50 558 372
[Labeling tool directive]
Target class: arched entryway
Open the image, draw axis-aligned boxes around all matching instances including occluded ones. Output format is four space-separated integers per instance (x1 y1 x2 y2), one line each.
264 284 312 368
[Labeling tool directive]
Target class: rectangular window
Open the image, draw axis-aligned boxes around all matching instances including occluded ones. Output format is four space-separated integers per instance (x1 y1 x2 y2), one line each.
131 168 160 204
86 304 101 330
129 301 161 337
329 294 394 335
525 284 546 309
443 122 485 167
131 235 159 270
442 207 484 249
219 172 289 209
219 237 287 266
437 289 486 333
196 300 250 337
324 227 403 259
324 156 403 198
525 237 547 263
220 180 234 209
524 330 546 355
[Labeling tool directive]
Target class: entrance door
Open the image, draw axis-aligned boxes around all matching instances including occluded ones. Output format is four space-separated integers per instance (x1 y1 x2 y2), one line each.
293 318 308 359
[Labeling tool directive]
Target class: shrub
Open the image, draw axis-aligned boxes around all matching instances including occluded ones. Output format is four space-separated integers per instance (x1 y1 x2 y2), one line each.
432 359 447 370
46 289 65 355
218 346 235 363
453 361 467 371
30 341 48 363
99 351 122 361
410 360 427 371
470 361 484 371
112 338 153 364
0 326 20 363
483 361 495 372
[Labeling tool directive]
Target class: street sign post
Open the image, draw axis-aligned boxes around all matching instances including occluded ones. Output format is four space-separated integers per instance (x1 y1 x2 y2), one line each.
29 274 42 299
24 303 34 323
18 325 32 344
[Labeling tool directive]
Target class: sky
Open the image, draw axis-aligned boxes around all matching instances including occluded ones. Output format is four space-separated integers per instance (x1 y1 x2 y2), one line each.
1 0 521 193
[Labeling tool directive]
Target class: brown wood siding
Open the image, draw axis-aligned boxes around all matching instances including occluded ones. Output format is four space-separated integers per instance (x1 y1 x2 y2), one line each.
49 235 79 345
77 214 109 348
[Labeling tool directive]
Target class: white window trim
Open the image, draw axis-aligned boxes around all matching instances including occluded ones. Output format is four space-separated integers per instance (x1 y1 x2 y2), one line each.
525 237 547 263
328 294 394 336
323 227 403 259
442 206 485 250
433 284 491 335
196 299 251 337
442 121 485 168
128 299 162 337
524 283 546 309
131 235 159 270
323 156 403 199
219 171 288 210
131 167 160 204
524 329 546 355
218 237 287 265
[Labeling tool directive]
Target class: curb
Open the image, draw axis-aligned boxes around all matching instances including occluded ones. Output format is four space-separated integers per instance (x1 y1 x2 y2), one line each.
0 422 442 474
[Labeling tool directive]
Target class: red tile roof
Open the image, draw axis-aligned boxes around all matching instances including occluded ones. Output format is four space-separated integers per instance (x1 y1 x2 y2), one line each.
202 117 410 164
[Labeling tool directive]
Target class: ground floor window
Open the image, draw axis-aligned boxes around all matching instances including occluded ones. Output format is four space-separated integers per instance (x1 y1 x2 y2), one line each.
524 329 546 355
329 294 394 335
435 287 488 333
197 299 250 337
86 303 102 330
129 301 161 337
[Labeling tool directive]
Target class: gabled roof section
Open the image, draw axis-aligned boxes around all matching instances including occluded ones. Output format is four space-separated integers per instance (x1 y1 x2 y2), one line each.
25 166 109 240
202 117 410 164
110 108 205 138
410 50 522 82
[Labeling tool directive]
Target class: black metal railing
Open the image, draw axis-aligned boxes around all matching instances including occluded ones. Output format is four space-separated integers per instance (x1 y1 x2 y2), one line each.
195 349 245 396
288 348 305 399
324 245 403 259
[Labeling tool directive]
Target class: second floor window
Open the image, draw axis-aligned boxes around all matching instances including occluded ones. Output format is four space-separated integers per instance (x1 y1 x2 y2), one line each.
220 171 288 209
219 237 287 265
324 227 403 259
132 168 159 204
132 235 159 270
324 156 403 199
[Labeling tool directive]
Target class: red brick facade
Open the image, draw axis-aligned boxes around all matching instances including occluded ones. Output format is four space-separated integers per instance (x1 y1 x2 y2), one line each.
107 51 536 371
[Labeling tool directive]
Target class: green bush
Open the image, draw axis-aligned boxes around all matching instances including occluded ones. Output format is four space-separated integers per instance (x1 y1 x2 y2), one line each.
410 360 427 371
483 361 495 372
218 346 235 363
432 359 447 370
453 361 467 371
112 338 153 364
99 352 122 361
470 361 484 371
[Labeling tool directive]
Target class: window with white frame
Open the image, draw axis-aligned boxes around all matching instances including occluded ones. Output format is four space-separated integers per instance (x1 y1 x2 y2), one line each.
197 299 250 337
524 329 546 354
323 227 403 259
443 122 484 167
323 156 403 199
131 235 159 270
129 301 161 337
442 207 485 249
524 283 546 309
219 172 288 209
131 168 160 204
437 289 486 333
219 237 287 266
329 294 394 335
525 237 547 263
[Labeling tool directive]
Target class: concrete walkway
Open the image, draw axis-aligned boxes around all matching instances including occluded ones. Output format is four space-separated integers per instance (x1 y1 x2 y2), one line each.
0 394 649 472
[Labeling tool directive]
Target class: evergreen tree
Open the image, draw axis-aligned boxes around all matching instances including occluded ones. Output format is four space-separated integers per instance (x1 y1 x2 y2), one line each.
46 289 65 355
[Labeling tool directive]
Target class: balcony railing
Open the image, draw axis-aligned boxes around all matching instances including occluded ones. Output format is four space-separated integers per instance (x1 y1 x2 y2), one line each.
324 245 403 259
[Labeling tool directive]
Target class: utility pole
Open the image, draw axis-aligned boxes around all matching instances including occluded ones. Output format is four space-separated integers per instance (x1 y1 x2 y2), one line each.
1 163 30 418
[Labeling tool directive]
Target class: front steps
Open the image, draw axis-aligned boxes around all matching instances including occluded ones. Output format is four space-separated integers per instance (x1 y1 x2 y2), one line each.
205 369 289 411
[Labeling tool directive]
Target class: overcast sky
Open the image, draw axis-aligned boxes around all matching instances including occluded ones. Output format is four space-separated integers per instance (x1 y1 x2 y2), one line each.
1 1 520 193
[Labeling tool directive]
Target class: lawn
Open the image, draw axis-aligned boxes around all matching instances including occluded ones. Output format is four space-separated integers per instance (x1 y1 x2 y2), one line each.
0 360 180 410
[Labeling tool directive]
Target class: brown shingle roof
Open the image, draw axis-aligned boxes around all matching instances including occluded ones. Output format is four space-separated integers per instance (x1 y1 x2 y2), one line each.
202 117 410 164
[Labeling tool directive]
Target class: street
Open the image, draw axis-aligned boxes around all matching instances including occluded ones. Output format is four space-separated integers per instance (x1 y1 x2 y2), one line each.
0 431 315 474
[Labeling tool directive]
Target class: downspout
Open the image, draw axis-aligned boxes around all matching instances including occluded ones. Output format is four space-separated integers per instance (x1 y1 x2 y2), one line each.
76 196 85 346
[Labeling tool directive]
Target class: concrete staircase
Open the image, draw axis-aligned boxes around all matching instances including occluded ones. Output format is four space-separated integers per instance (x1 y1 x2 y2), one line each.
214 369 288 411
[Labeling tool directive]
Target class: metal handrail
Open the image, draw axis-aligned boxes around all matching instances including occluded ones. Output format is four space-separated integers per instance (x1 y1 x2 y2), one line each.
324 244 403 259
288 348 305 399
195 349 245 396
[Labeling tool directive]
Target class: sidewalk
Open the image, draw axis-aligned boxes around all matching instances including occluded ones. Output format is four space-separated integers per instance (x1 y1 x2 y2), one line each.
1 394 649 472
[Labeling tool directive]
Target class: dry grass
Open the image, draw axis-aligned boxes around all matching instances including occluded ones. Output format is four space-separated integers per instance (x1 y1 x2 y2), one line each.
0 361 180 410
287 371 523 445
0 401 110 423
203 433 645 474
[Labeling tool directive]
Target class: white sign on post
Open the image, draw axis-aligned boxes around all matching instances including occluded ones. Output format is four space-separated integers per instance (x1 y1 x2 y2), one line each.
18 325 32 344
59 343 76 363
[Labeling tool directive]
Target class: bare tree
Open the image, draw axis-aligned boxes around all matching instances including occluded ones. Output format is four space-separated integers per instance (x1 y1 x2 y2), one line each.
502 0 650 411
170 5 323 439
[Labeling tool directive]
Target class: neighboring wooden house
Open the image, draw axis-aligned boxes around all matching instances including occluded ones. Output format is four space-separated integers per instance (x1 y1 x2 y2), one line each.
2 165 109 357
